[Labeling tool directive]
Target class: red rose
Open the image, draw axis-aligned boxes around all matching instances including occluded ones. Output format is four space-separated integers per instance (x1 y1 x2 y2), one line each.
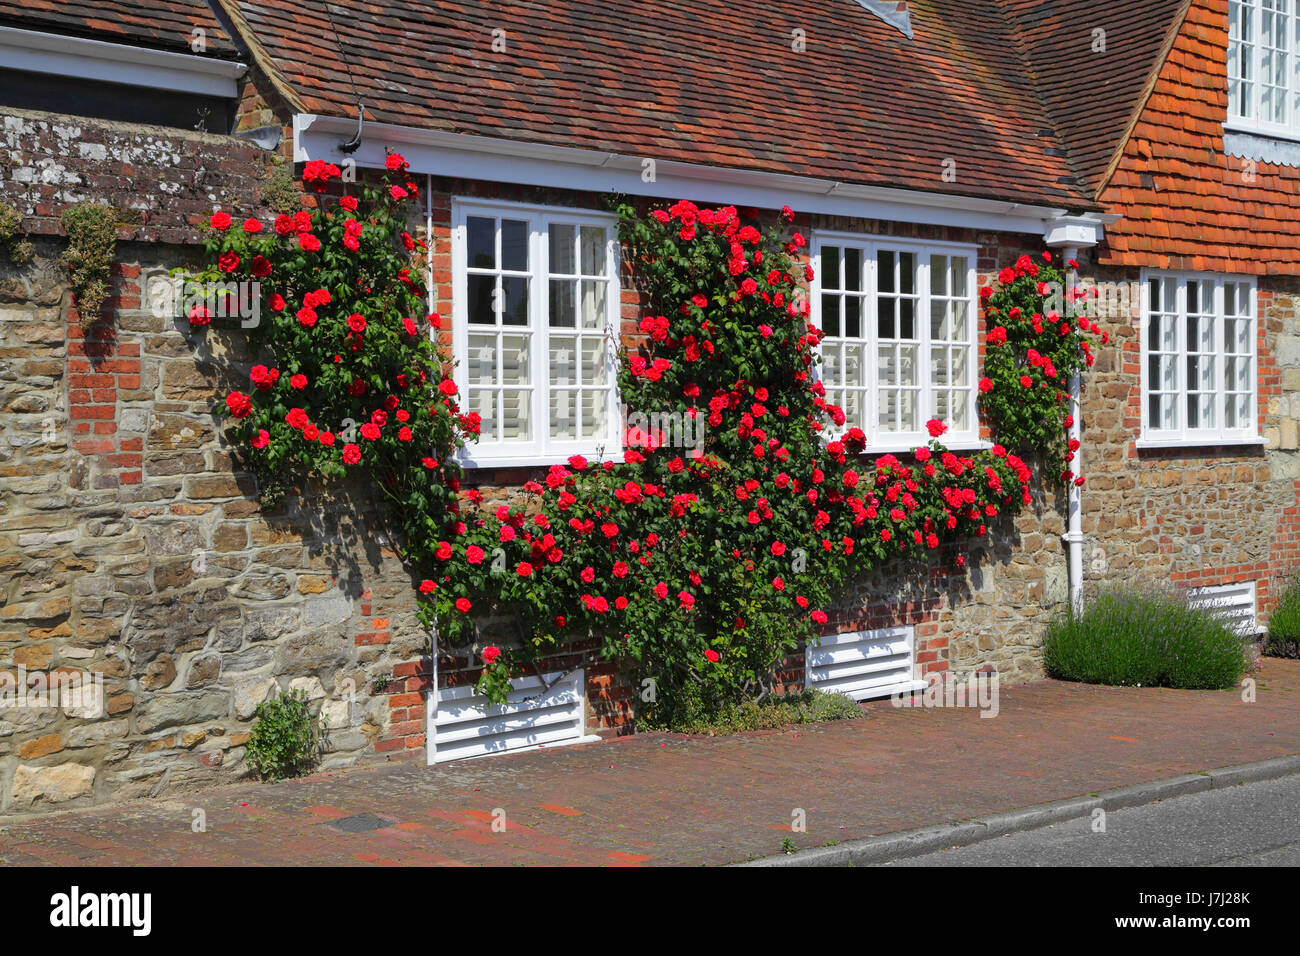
218 251 240 274
516 562 533 577
482 645 501 664
298 233 321 252
285 408 308 430
319 432 335 446
251 429 269 449
209 211 231 231
250 255 272 278
187 305 211 326
289 374 307 389
346 313 367 333
926 418 947 438
269 294 286 312
438 379 458 396
339 195 358 212
342 443 361 465
979 377 993 392
418 579 436 593
225 391 252 418
456 597 472 613
243 218 262 234
704 649 720 663
274 214 294 236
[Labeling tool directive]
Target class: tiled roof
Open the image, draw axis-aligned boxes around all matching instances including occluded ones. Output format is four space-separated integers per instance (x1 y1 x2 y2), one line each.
1003 0 1190 195
222 0 1099 210
0 0 240 58
1097 0 1300 273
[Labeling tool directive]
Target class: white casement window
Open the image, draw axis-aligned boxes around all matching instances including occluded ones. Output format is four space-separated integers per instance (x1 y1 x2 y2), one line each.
1228 0 1300 138
812 234 979 449
451 199 621 466
1140 273 1259 446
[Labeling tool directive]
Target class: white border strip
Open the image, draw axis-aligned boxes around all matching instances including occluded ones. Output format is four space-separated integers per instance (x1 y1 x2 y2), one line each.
295 113 1110 238
0 25 246 98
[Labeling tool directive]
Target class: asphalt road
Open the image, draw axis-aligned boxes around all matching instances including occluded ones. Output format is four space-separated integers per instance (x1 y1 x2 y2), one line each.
884 773 1300 866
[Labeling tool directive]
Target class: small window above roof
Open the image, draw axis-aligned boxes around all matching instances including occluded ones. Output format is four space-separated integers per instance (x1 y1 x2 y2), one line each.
854 0 913 39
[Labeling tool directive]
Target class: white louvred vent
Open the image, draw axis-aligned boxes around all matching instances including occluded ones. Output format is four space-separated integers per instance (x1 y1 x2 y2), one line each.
429 669 597 764
805 625 927 701
1187 581 1260 637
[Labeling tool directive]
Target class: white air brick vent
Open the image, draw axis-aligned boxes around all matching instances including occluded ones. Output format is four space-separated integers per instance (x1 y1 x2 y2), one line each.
429 669 597 763
1188 581 1259 637
805 625 928 701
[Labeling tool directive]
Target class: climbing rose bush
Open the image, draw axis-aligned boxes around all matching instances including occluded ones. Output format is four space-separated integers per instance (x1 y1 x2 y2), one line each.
192 154 473 550
196 168 1099 724
427 202 1100 722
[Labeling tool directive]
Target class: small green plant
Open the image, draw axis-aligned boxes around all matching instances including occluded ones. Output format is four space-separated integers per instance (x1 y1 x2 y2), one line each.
260 160 301 215
59 202 118 327
642 687 863 735
1044 585 1249 690
1266 578 1300 658
372 674 391 693
0 202 34 265
245 688 323 782
781 836 797 855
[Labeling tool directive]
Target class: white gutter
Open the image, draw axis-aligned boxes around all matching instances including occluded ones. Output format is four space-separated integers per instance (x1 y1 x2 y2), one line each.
294 113 1110 237
0 26 246 98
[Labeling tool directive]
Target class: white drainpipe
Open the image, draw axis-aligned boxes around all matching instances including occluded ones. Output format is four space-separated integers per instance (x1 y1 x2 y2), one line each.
1063 247 1084 617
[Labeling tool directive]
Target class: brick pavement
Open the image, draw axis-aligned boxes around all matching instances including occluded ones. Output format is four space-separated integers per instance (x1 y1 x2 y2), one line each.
2 660 1296 867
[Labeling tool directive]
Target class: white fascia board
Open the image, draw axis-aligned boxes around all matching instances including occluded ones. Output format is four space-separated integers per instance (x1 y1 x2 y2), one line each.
0 26 246 98
294 113 1106 238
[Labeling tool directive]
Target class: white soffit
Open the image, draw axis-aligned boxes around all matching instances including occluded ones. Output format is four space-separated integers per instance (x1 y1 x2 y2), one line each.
0 26 246 98
294 113 1107 238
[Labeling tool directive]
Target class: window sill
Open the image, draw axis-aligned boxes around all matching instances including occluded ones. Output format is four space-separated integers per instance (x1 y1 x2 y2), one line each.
855 438 991 457
457 446 625 470
1223 119 1300 145
1134 435 1264 451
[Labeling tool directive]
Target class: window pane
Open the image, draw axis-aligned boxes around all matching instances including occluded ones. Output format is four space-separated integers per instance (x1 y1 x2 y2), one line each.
931 347 949 387
501 390 530 440
500 219 528 271
468 334 495 385
500 334 530 385
879 297 895 339
822 294 841 337
580 279 606 329
900 299 915 340
550 390 575 440
473 390 497 441
580 226 605 276
549 279 576 327
581 391 607 438
468 275 497 325
879 250 896 293
549 335 576 386
845 296 861 339
582 337 607 385
844 345 865 386
822 246 841 290
549 224 576 275
467 217 495 268
845 250 862 292
501 276 529 325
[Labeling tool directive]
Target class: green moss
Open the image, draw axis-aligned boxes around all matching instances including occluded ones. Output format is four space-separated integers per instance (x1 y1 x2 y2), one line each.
59 202 119 327
0 202 34 265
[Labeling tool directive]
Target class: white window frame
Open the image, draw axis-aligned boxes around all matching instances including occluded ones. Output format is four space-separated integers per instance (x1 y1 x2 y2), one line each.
1226 0 1300 141
450 197 622 467
1137 270 1262 448
810 231 981 452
